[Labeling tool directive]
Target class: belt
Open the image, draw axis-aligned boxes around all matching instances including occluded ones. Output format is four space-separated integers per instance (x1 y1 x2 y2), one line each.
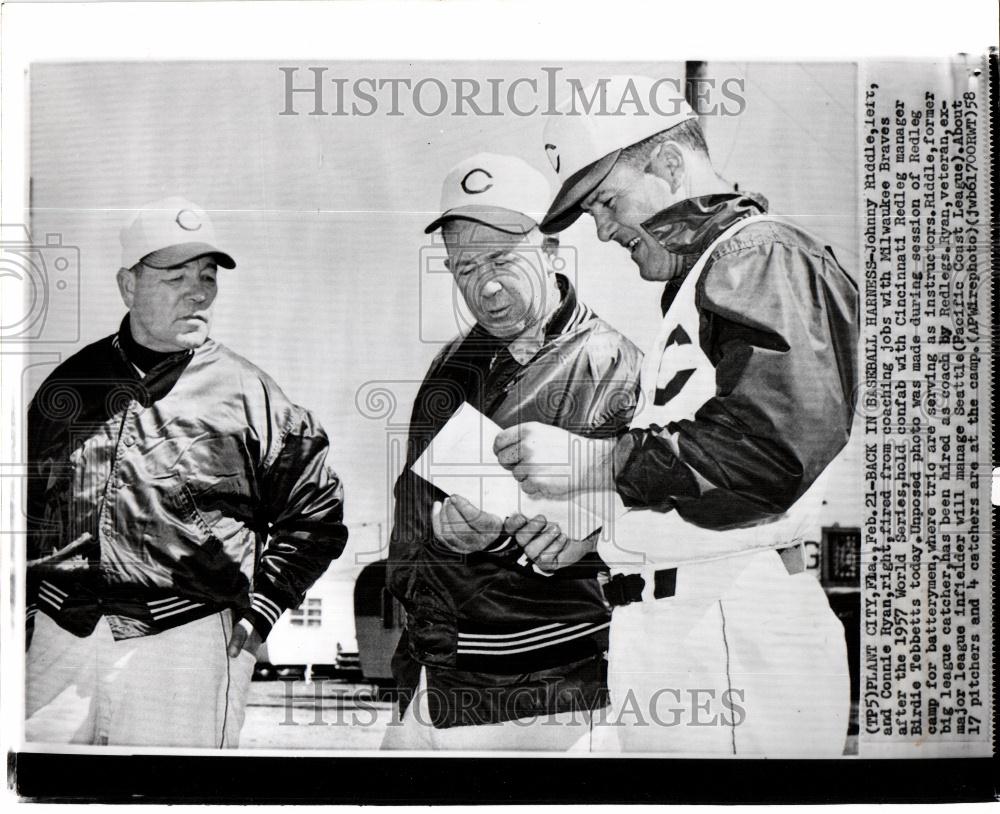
602 543 806 608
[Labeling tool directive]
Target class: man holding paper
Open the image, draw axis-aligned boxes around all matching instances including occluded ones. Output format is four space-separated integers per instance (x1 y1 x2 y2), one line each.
496 77 859 755
382 153 641 750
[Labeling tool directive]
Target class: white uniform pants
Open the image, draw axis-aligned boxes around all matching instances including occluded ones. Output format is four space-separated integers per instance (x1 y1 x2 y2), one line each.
380 667 598 752
598 550 849 756
25 611 256 748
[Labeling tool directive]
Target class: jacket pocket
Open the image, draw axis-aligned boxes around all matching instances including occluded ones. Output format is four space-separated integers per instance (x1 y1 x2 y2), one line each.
152 478 253 602
169 480 214 538
167 475 248 543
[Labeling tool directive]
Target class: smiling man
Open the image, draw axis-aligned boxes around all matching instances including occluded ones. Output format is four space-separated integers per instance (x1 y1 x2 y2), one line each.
382 154 641 750
25 197 348 747
495 77 860 755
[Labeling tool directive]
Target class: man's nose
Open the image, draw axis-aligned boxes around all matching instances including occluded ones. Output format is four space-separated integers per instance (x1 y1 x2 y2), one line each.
481 279 503 298
594 212 615 243
186 281 210 302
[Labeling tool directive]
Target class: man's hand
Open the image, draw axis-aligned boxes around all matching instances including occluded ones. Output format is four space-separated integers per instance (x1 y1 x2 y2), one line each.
228 617 264 659
493 422 616 498
507 512 598 572
431 495 505 554
27 533 93 576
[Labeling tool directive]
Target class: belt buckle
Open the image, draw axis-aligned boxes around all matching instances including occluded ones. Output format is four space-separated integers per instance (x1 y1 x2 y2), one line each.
603 572 646 607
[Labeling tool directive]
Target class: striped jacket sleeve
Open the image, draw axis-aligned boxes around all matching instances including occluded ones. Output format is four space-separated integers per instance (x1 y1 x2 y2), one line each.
243 405 349 638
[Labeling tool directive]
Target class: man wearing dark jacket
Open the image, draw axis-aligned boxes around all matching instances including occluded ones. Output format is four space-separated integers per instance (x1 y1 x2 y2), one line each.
382 154 641 750
497 77 859 755
25 197 348 747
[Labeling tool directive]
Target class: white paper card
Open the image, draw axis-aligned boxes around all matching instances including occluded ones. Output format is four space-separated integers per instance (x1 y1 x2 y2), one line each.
410 402 605 541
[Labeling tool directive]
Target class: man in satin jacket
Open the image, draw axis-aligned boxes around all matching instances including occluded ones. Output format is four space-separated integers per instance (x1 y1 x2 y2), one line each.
25 197 348 747
497 77 859 755
383 154 641 750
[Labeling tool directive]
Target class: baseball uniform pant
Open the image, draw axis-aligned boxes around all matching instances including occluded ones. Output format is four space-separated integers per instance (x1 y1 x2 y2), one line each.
380 666 598 751
600 549 850 756
25 610 256 748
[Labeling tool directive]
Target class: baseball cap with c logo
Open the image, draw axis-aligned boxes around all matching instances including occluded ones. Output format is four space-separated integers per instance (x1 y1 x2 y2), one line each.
120 196 236 271
424 153 552 235
540 76 697 234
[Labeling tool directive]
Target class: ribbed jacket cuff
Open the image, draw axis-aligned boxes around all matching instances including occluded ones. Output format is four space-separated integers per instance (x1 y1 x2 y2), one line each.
243 588 288 639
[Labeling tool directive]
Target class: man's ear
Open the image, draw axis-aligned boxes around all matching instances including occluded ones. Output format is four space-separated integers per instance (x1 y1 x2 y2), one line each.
116 267 136 308
540 235 559 270
647 142 685 194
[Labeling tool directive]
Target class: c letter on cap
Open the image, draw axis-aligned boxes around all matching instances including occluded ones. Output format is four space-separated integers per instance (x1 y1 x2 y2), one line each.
460 168 494 195
544 143 560 174
175 209 203 231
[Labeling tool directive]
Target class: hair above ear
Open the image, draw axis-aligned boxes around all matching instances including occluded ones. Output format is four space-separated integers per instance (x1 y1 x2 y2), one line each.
540 234 561 264
620 118 710 168
528 228 560 265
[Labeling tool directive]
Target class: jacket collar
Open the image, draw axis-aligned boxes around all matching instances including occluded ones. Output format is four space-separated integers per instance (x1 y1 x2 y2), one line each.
642 192 768 258
116 314 193 376
113 315 197 405
641 192 768 314
543 273 589 340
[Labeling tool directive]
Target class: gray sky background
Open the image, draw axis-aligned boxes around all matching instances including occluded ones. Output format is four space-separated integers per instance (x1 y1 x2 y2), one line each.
26 60 860 582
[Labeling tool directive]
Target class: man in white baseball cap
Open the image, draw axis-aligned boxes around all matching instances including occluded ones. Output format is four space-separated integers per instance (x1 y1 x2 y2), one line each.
495 76 859 755
25 197 348 747
116 197 236 353
540 75 699 235
119 196 236 272
382 153 642 751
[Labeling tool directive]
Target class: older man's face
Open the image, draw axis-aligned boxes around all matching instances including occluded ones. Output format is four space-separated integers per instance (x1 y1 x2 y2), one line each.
443 221 552 339
118 255 218 351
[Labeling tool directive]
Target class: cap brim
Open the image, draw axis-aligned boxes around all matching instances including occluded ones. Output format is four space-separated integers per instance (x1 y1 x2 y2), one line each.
424 205 536 235
140 242 236 270
539 150 621 235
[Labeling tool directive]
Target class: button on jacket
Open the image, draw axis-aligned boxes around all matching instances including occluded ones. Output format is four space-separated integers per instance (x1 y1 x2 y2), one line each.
27 317 348 641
